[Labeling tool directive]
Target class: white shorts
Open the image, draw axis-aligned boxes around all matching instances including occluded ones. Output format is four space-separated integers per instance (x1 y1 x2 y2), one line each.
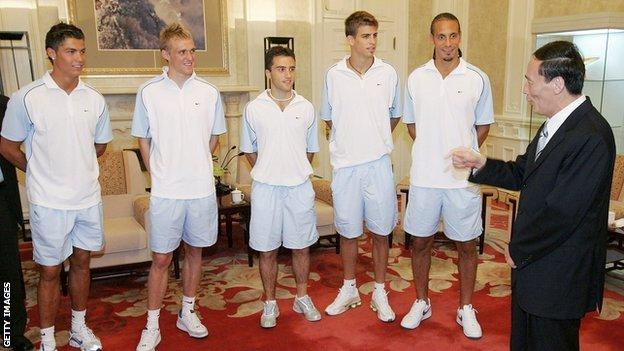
149 194 219 253
30 202 104 266
249 179 318 252
331 155 397 239
403 185 482 242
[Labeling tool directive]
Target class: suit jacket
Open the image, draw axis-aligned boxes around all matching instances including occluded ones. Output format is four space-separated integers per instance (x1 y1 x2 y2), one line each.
0 94 23 225
470 98 615 319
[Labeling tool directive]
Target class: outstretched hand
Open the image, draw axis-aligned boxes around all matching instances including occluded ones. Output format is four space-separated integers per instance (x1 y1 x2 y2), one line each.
449 147 487 170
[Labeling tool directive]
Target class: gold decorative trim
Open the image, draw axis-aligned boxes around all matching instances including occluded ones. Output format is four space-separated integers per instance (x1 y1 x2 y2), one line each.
67 0 229 76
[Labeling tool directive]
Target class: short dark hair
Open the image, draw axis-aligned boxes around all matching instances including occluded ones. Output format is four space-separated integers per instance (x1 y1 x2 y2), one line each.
344 11 378 37
430 12 462 59
264 46 295 71
45 23 85 63
533 40 585 95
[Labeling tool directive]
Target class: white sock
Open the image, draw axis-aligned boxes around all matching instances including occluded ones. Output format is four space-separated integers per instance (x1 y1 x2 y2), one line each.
343 279 356 289
181 295 196 316
40 326 56 346
374 282 385 291
71 309 86 332
296 294 308 300
146 309 160 330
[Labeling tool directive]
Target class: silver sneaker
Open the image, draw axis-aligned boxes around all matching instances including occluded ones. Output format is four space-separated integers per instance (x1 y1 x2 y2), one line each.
68 325 102 351
456 304 483 339
400 298 431 329
293 295 322 322
371 288 395 322
260 301 280 328
136 328 161 351
176 311 208 338
325 286 361 315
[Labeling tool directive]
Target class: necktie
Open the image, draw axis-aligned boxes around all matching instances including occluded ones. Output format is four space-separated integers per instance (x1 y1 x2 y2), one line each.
535 121 549 160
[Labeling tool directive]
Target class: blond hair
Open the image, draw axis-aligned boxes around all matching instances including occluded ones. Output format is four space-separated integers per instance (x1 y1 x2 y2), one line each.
159 23 192 50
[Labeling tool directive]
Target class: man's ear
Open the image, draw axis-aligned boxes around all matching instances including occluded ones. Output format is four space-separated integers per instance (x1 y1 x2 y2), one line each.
552 76 566 95
347 35 355 47
46 47 57 62
161 48 170 62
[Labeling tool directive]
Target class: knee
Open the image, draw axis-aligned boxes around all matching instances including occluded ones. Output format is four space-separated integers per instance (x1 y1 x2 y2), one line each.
39 266 62 282
260 250 278 261
372 234 389 245
151 253 173 270
456 241 477 257
411 238 433 254
292 248 309 257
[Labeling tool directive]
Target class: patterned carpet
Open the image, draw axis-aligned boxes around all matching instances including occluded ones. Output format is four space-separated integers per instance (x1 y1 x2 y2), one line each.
17 200 624 350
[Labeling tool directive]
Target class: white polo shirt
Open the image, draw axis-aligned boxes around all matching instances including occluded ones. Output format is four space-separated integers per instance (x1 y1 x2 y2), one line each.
1 72 113 210
131 67 227 199
404 58 494 189
240 90 319 186
320 56 401 170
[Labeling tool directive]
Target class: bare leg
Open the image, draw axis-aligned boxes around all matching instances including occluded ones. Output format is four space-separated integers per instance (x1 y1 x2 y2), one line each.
456 240 478 306
340 236 358 280
411 236 435 300
147 252 173 310
292 248 310 297
259 250 278 300
182 243 203 298
38 264 62 328
68 247 91 311
371 233 389 284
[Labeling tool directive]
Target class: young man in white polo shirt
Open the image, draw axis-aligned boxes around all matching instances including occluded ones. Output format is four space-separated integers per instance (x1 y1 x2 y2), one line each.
321 11 402 323
400 13 494 339
132 24 226 351
240 46 321 329
0 23 112 351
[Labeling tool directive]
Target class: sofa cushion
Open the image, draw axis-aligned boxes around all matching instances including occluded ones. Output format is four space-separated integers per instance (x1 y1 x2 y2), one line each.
610 200 624 219
101 217 148 254
316 199 333 227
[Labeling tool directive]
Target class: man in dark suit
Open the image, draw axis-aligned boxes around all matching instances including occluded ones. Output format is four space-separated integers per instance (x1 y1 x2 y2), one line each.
0 93 33 351
451 40 615 350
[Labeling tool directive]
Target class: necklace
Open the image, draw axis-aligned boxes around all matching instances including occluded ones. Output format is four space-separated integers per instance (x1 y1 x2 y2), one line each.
348 57 372 76
268 89 294 102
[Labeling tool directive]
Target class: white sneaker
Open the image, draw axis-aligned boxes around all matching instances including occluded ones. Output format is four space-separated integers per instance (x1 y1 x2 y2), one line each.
260 301 280 328
136 328 161 351
370 288 395 322
325 286 361 315
68 325 102 351
176 311 209 338
456 304 482 339
293 295 322 322
400 298 431 329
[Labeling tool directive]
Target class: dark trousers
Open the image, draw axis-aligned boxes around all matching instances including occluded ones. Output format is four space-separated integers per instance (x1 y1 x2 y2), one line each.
511 296 581 351
0 185 28 348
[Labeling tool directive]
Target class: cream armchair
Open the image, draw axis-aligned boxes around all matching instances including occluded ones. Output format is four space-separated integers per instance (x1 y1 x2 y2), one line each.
236 157 339 252
61 150 155 294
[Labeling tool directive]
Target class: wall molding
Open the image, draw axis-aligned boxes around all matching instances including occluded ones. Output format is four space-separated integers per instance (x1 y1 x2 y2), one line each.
532 12 624 34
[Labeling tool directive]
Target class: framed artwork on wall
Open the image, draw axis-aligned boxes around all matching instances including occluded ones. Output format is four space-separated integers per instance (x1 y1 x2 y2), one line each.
67 0 229 76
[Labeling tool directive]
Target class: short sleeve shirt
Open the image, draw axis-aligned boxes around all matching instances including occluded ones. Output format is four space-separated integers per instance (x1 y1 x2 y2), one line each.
240 90 318 186
131 68 226 199
1 72 112 209
320 56 401 170
403 58 494 188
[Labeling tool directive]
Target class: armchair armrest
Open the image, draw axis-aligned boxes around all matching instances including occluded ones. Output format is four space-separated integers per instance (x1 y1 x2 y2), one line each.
312 178 332 206
133 195 150 228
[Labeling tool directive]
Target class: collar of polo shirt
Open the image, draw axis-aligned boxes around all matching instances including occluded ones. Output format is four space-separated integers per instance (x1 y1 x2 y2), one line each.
336 55 385 75
424 57 468 77
258 89 305 105
160 66 197 88
42 71 86 92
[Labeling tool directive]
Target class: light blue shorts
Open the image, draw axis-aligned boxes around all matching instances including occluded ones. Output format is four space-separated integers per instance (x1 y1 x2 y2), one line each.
331 155 398 239
149 194 218 253
249 179 318 252
30 202 104 266
403 185 482 241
